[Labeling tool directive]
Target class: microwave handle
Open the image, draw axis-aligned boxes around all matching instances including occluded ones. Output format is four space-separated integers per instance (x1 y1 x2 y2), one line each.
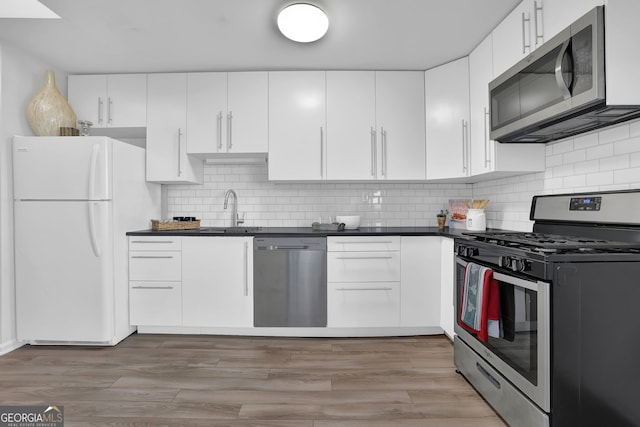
555 40 573 100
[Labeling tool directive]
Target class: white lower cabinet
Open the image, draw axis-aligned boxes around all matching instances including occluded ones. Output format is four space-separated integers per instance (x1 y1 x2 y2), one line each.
400 236 442 327
130 282 182 326
182 237 253 327
128 236 183 326
328 282 400 327
327 236 401 327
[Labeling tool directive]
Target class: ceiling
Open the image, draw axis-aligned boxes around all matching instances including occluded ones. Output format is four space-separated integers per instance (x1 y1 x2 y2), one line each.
0 0 520 74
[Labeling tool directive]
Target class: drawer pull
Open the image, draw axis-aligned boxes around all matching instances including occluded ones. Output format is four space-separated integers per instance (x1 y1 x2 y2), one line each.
335 256 393 260
132 286 174 290
131 255 174 259
336 287 394 291
131 240 175 244
338 241 394 244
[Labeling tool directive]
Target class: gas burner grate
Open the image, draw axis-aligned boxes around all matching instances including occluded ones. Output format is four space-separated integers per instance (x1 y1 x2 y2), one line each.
463 231 640 254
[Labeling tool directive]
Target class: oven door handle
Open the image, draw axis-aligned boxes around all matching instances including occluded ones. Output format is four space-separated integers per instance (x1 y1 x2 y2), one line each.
493 271 544 292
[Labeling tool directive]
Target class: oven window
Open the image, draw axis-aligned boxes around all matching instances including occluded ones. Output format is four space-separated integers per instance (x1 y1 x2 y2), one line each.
456 263 539 385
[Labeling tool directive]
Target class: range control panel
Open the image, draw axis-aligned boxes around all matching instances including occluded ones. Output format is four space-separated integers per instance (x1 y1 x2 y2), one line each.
531 190 640 225
569 196 601 211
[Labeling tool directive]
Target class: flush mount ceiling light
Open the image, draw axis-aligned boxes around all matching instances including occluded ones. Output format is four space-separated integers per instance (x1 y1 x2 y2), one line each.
277 3 329 43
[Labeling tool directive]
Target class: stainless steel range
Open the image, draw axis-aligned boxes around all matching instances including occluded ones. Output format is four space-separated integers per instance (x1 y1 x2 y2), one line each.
453 190 640 427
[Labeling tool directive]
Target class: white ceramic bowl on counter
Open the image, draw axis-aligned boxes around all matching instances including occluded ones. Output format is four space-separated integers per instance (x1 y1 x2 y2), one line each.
336 215 361 229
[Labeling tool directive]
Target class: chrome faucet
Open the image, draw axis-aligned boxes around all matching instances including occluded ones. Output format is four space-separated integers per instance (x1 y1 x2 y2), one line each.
223 189 243 227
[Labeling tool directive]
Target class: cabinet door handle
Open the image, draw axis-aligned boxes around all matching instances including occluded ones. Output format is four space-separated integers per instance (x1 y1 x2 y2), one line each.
335 256 394 260
336 287 394 291
320 126 324 178
522 12 531 54
97 97 104 125
483 108 491 168
177 128 183 177
131 255 174 259
243 240 249 297
461 120 468 174
370 127 376 177
217 112 223 151
227 111 233 150
381 127 387 178
132 285 174 290
534 1 544 46
131 240 175 244
107 97 113 125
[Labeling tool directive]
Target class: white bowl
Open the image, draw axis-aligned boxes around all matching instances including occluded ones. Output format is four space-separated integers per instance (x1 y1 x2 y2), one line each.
336 215 360 229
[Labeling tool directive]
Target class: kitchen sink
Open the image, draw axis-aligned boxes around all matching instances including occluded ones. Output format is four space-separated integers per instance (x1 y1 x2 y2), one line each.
200 226 263 234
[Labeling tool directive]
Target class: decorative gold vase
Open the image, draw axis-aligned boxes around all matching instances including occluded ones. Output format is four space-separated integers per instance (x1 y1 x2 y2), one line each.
26 69 77 136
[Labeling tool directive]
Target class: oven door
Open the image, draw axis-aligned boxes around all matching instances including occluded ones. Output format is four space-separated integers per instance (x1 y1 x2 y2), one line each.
454 257 551 412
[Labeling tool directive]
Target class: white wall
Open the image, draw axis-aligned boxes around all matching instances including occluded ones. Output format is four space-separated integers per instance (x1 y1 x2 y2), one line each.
0 41 67 354
476 119 640 231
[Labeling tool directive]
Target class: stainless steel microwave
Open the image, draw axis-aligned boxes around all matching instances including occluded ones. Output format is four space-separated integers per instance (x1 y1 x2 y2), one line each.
489 6 640 143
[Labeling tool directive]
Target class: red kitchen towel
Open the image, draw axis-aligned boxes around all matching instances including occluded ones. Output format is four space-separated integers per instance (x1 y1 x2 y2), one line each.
459 262 500 343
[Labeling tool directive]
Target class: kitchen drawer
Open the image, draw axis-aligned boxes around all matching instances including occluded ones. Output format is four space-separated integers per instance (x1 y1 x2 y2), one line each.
129 236 182 251
328 251 400 282
129 281 182 326
327 282 400 327
129 251 181 281
328 236 400 252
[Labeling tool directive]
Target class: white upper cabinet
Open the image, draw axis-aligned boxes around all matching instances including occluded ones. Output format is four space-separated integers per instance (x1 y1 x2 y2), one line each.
326 71 377 180
425 58 470 180
186 72 268 155
326 71 425 181
492 0 545 77
604 0 640 106
268 71 327 181
469 35 494 176
375 71 426 180
543 0 603 40
469 34 545 177
146 73 203 184
68 74 147 128
185 72 227 155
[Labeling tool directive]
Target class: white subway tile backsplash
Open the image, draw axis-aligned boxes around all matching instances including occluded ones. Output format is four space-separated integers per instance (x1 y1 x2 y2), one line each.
599 155 630 172
586 143 614 160
614 136 640 155
598 123 630 144
614 168 640 185
573 132 599 149
551 139 574 154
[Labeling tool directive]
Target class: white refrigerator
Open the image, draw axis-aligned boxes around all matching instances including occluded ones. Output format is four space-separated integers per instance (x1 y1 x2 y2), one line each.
13 136 161 345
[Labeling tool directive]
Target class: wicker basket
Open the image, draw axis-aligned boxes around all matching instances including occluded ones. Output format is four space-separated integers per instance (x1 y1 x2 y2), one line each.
151 219 201 231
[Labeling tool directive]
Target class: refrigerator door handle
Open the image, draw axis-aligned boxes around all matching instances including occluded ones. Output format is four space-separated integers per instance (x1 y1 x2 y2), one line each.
89 144 100 200
88 202 101 257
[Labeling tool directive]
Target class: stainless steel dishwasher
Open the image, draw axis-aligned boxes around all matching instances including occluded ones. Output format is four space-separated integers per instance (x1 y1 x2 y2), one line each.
253 237 327 327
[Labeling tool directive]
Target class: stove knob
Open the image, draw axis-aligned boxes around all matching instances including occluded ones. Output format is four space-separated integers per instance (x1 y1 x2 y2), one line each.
457 245 466 256
468 248 479 257
499 256 510 268
511 258 528 272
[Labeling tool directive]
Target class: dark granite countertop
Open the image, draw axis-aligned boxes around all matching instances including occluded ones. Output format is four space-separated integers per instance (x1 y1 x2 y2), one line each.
127 226 479 239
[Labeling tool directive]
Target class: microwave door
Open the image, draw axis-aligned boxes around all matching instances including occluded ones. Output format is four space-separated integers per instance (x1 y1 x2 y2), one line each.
490 28 574 140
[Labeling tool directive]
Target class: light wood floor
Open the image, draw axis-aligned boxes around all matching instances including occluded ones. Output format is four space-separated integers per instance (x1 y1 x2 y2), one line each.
0 333 507 427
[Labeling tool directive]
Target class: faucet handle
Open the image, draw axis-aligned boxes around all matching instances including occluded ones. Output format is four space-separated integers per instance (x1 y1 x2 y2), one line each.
236 212 245 225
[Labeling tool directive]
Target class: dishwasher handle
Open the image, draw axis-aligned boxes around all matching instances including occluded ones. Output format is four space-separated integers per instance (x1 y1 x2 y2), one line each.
259 245 310 250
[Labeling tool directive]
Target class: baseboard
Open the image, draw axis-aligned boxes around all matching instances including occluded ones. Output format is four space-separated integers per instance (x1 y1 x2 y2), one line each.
0 339 24 356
